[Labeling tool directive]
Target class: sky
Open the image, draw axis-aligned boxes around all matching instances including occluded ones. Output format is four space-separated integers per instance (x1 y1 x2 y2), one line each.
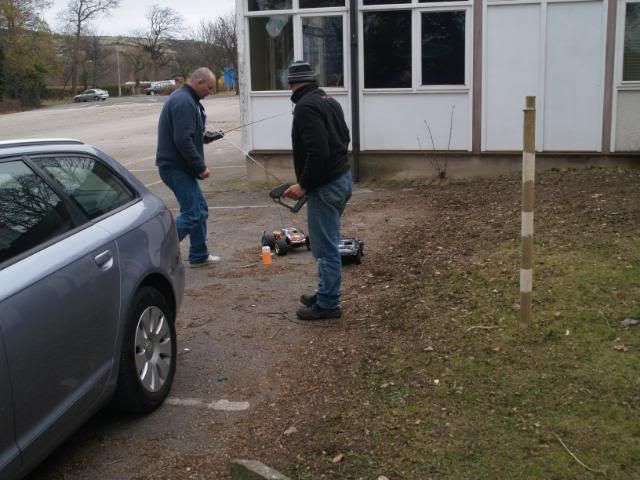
43 0 236 37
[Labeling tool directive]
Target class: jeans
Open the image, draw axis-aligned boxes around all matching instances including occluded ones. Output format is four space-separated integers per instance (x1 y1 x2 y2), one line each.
306 171 353 310
158 166 209 264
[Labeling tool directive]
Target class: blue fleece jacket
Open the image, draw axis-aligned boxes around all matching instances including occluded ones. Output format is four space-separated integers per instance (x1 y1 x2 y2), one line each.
155 85 206 177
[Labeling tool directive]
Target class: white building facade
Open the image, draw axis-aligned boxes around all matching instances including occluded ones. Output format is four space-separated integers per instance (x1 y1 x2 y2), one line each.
237 0 640 179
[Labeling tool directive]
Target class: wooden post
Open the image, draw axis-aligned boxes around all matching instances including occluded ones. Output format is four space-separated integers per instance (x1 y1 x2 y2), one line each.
520 96 536 325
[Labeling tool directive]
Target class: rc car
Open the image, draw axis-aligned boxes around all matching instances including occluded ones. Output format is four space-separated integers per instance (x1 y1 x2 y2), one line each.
262 227 311 256
339 237 365 264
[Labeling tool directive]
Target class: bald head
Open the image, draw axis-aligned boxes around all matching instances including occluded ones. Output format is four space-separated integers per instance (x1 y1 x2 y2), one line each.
188 67 215 99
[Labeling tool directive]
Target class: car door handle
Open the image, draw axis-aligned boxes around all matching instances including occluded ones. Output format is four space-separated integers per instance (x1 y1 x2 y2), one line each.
94 250 113 268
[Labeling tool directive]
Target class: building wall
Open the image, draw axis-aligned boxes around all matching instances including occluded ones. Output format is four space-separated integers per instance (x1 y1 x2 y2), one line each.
483 0 606 152
238 0 640 158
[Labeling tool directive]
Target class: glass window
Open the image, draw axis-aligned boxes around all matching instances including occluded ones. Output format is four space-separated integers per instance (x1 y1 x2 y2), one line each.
363 11 412 88
248 0 292 11
363 0 410 5
300 0 344 7
0 161 74 264
421 11 466 85
37 157 135 220
249 16 294 90
302 16 344 87
623 3 640 81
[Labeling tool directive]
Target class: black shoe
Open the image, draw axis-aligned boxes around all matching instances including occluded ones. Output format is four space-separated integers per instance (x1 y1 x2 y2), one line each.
296 304 341 320
300 293 317 307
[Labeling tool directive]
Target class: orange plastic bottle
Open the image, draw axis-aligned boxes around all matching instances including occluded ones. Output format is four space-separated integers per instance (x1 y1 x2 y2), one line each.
262 245 272 265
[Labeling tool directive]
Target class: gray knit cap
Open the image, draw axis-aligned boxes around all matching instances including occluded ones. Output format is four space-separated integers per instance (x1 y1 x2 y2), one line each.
287 60 317 84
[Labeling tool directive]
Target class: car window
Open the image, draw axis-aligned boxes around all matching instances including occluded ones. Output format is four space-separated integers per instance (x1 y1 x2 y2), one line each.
37 156 136 220
0 161 75 265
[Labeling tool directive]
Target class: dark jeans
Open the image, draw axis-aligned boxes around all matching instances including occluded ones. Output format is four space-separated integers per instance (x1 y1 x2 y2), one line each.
158 166 209 264
307 171 353 310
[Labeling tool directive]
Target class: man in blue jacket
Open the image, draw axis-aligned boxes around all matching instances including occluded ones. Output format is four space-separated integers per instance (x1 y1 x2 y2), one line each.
156 67 219 267
284 61 352 320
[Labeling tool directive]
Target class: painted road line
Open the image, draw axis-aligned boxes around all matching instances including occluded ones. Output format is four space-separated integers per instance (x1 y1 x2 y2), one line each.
129 165 244 173
166 397 250 411
144 180 163 187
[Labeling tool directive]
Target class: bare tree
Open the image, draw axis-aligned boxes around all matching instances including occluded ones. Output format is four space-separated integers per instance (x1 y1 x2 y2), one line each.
83 33 107 87
172 39 201 81
132 4 183 80
58 0 120 94
192 13 237 92
122 46 149 87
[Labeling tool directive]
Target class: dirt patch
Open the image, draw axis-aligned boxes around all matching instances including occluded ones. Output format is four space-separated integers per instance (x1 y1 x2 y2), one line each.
208 167 640 479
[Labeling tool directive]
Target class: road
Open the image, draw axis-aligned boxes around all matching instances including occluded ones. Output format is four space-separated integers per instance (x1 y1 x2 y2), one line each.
0 94 327 479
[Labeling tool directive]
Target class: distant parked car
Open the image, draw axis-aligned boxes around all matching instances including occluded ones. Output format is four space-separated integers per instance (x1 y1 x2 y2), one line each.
145 81 174 95
0 138 185 480
73 88 109 102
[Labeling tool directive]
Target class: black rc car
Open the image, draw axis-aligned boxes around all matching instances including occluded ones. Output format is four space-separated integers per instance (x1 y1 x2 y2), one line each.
339 237 365 264
262 227 311 256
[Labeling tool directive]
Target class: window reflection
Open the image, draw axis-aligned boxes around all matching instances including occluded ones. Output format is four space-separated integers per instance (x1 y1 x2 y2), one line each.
303 16 344 87
248 0 292 11
38 157 134 220
422 11 465 85
0 161 74 265
364 11 412 88
249 16 294 90
623 3 640 81
300 0 344 7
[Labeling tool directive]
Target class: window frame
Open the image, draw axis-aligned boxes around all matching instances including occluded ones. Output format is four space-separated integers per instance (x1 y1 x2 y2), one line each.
0 156 81 270
246 0 349 93
360 0 472 93
619 0 640 89
27 153 140 227
0 153 140 271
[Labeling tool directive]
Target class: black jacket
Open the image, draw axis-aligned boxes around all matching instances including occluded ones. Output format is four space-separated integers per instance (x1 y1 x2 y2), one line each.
290 83 350 192
156 85 206 177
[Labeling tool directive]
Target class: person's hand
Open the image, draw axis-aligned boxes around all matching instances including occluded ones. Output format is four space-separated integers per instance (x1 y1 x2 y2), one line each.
283 183 305 200
203 130 224 144
198 167 211 179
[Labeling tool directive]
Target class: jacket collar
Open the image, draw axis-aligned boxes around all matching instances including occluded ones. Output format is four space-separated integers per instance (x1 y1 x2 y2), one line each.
290 82 319 104
183 84 202 105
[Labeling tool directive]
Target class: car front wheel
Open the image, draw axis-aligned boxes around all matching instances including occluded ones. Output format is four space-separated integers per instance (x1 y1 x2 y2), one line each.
113 286 176 413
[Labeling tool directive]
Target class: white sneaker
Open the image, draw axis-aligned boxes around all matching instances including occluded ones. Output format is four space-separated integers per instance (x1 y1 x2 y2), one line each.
188 255 221 268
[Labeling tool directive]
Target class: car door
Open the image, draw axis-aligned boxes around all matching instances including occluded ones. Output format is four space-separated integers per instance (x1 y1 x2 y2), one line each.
0 157 122 468
0 326 20 478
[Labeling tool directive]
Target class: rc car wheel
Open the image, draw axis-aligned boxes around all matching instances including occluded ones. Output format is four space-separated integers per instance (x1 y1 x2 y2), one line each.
74 97 80 103
354 250 362 265
275 238 288 256
305 237 311 251
112 286 176 414
94 96 100 101
265 232 276 249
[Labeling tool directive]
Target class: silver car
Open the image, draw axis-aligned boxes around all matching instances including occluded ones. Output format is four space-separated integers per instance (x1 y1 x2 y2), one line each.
73 89 109 102
0 139 184 479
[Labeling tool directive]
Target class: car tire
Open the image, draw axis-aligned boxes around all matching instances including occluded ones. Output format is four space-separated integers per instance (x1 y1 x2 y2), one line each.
113 286 176 414
275 238 288 256
94 96 100 101
149 91 156 96
74 98 80 103
305 236 311 251
264 232 276 249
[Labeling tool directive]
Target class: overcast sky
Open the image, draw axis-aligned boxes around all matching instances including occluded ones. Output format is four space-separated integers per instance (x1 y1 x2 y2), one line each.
43 0 236 36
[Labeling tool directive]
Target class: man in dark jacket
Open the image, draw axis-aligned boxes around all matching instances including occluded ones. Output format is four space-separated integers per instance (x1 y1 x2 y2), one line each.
284 61 352 320
156 67 219 267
